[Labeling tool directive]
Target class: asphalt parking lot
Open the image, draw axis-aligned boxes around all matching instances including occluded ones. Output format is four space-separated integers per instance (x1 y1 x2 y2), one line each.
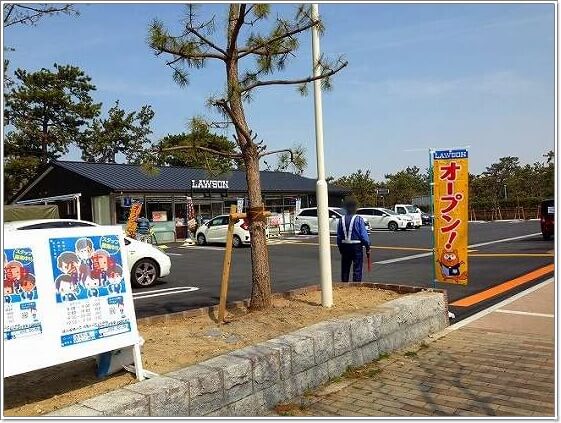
132 220 554 321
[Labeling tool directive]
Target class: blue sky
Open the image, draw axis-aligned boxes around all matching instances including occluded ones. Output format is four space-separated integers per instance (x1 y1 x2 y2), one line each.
3 2 555 180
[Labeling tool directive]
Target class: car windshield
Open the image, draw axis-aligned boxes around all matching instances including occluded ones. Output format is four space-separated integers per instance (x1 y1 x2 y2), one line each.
405 205 418 213
382 208 397 215
333 208 347 216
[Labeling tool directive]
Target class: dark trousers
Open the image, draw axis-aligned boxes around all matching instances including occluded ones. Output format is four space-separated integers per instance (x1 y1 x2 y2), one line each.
340 244 364 282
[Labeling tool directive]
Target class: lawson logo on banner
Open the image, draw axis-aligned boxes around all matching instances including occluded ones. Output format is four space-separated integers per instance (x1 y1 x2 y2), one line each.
433 149 469 285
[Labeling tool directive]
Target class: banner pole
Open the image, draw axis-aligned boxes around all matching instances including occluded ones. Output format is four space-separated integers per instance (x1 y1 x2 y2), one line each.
429 148 437 289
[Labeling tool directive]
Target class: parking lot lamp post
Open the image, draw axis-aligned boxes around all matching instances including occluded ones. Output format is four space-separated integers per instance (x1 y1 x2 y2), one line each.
312 3 333 307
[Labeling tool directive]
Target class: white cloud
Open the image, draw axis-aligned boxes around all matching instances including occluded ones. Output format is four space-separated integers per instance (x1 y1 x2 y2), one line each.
343 70 541 99
337 12 552 53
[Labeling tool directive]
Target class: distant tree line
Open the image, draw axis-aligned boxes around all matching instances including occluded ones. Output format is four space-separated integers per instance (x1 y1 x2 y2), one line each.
2 63 307 202
330 152 554 211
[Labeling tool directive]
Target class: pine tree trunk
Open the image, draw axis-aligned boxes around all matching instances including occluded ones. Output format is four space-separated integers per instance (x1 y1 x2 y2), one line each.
244 149 272 310
226 4 272 310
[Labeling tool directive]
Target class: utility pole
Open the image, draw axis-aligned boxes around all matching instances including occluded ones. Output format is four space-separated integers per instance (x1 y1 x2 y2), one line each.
312 3 333 307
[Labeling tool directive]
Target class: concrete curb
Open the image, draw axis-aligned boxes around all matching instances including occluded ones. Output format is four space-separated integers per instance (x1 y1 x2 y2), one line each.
47 291 448 417
137 282 448 325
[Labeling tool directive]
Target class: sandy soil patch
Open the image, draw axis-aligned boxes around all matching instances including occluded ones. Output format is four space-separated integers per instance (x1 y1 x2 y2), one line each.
4 286 400 416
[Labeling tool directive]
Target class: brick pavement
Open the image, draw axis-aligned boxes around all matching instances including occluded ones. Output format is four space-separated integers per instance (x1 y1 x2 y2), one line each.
273 279 555 417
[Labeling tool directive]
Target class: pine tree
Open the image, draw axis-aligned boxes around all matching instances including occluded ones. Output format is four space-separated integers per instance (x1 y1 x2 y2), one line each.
5 63 101 163
79 101 154 163
148 4 346 309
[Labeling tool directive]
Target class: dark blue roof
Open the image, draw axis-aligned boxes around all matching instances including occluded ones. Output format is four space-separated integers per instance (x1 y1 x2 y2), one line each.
52 161 349 194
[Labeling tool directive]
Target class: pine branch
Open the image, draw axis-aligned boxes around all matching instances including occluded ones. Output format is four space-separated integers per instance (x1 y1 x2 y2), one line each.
3 4 15 24
240 60 348 93
259 148 294 160
4 4 77 27
250 47 295 57
186 26 227 56
156 45 225 61
237 19 319 59
160 144 243 158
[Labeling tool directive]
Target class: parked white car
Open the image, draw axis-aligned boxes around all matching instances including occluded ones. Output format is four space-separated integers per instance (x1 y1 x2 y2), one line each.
357 207 413 231
4 219 171 288
195 215 251 247
294 207 369 235
393 204 422 228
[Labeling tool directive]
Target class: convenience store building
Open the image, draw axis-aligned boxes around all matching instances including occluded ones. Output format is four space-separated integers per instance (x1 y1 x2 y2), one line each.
11 161 349 238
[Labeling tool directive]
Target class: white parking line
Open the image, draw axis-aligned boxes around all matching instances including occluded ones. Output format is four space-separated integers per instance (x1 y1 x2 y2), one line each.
179 246 225 251
133 287 199 300
375 232 542 265
132 286 194 296
375 251 433 264
468 232 541 248
494 309 554 318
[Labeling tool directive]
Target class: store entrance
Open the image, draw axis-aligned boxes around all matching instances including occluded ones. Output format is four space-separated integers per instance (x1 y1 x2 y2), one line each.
195 200 225 222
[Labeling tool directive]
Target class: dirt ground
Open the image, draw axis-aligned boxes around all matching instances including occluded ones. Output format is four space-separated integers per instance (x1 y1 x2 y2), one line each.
4 287 400 416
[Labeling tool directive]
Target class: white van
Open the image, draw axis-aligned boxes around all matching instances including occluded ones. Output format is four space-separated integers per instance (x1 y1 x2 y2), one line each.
295 207 369 235
393 204 422 229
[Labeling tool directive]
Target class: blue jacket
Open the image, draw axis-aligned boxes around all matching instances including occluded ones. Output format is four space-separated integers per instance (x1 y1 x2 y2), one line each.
337 214 370 248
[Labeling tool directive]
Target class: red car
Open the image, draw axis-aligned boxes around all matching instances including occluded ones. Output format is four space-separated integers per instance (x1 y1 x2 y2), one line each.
540 199 554 240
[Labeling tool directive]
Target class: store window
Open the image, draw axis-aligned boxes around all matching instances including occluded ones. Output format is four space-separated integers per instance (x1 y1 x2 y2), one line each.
115 195 144 224
145 196 172 222
264 196 283 214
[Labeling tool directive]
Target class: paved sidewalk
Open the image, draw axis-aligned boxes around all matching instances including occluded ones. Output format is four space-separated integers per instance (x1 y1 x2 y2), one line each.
276 279 556 417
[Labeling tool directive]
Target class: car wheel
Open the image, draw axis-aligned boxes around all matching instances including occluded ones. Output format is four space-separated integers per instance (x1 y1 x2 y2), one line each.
388 221 398 231
197 234 206 245
301 224 311 235
232 235 242 248
131 259 159 288
543 233 552 241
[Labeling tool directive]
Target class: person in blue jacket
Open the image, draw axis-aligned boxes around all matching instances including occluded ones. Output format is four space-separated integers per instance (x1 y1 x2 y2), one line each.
336 199 371 282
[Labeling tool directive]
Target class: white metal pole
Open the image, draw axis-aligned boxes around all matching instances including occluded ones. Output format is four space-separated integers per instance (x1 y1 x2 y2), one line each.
76 195 81 220
312 3 333 308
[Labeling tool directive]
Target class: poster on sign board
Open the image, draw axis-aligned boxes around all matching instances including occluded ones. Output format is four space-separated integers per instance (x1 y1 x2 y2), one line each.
49 234 131 347
432 149 469 285
151 211 168 222
3 227 141 378
4 248 42 341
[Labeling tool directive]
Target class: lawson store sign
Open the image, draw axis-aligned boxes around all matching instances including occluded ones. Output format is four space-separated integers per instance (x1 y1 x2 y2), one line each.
191 179 229 190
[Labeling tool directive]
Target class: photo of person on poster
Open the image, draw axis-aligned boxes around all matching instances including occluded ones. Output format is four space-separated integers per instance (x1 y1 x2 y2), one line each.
107 265 124 293
57 252 88 286
5 261 25 294
91 250 123 294
19 273 37 301
55 274 79 302
4 279 14 303
75 238 95 270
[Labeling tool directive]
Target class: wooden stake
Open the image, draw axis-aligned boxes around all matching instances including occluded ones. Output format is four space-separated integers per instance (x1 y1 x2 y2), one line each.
218 205 247 323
